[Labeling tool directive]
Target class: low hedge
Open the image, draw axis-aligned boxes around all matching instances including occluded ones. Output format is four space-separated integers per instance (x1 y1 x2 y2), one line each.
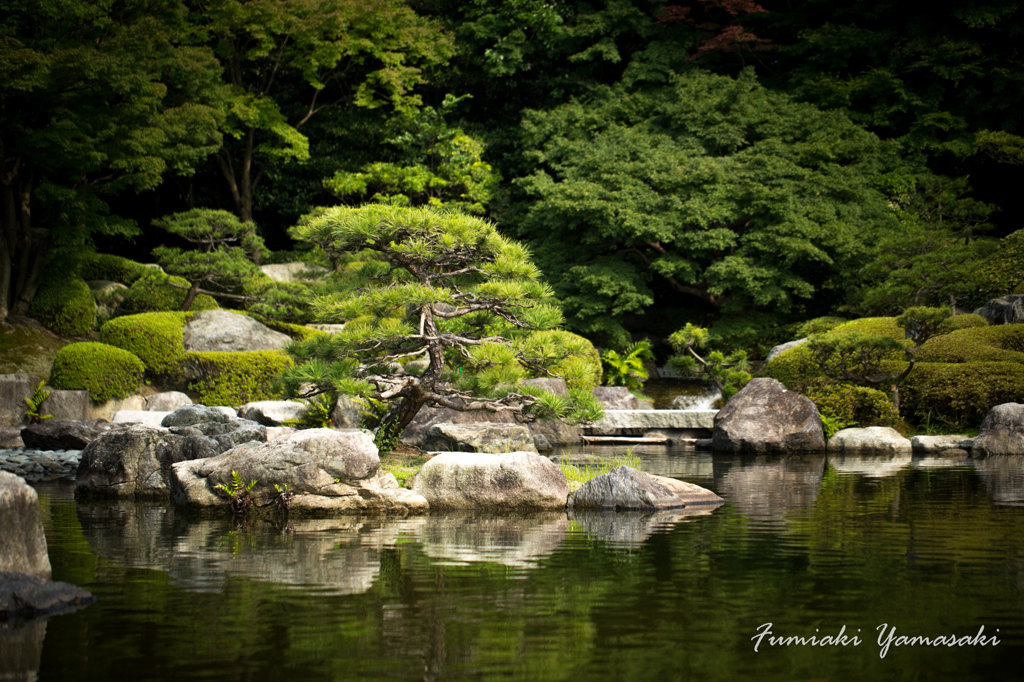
99 312 190 376
184 350 293 406
914 324 1024 364
78 252 148 285
803 380 899 428
29 274 97 337
119 271 219 314
942 313 988 331
49 342 144 403
902 361 1024 428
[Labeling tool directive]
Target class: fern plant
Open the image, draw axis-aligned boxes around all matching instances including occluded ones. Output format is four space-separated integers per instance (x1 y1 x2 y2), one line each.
215 470 259 516
601 339 654 390
23 381 52 424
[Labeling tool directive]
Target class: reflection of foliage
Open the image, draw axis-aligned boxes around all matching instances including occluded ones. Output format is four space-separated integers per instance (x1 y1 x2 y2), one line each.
669 324 751 402
601 340 654 390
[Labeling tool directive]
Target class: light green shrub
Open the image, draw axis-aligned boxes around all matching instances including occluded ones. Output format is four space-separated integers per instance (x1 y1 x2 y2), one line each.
29 275 97 337
796 316 848 337
119 271 219 314
78 252 147 285
803 380 900 428
50 342 144 403
902 361 1024 428
99 312 189 375
942 313 988 331
184 350 293 405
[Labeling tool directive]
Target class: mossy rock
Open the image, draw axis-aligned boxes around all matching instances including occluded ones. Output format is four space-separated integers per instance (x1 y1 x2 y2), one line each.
0 322 69 379
49 342 144 403
99 312 190 376
79 252 148 286
29 275 97 337
184 350 293 406
119 271 219 314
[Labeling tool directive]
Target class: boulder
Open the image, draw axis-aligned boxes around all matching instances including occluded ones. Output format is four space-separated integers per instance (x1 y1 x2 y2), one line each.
160 404 232 427
0 374 39 427
412 451 569 511
39 389 90 421
170 428 427 514
20 419 113 451
160 405 266 452
145 391 192 412
112 411 170 427
712 378 826 453
593 386 640 410
827 427 913 454
0 472 51 578
766 338 809 363
422 423 538 454
567 466 724 511
404 402 581 446
266 426 297 441
0 572 95 619
331 395 364 428
182 310 291 352
974 294 1024 326
237 400 308 426
89 394 146 421
911 435 975 454
0 427 23 448
972 403 1024 457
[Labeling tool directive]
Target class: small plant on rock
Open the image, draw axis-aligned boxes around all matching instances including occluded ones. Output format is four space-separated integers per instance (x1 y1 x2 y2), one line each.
273 483 295 512
215 470 258 516
24 381 52 424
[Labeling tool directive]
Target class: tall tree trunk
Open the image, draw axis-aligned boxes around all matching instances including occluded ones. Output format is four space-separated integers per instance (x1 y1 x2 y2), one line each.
11 229 48 316
0 180 15 320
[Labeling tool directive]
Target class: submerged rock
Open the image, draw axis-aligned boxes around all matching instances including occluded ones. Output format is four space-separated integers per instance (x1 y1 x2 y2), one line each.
0 572 95 619
412 452 569 511
567 466 724 511
712 378 825 454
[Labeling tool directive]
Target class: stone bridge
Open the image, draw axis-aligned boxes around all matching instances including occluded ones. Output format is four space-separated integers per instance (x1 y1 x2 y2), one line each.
585 410 717 439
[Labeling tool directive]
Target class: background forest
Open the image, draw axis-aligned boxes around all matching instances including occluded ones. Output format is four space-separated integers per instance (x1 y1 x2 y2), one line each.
4 0 1024 360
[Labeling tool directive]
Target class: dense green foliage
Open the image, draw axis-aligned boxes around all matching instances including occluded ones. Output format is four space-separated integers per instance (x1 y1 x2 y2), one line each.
184 350 293 406
600 339 654 390
29 273 97 337
119 272 220 314
78 253 148 286
803 380 900 431
98 312 190 376
669 323 751 402
50 342 145 403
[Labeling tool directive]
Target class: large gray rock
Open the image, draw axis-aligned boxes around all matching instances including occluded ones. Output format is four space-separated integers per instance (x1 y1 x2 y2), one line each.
112 410 170 427
766 338 809 363
827 427 912 454
182 310 291 352
404 402 581 446
39 389 90 421
0 472 51 578
422 423 538 454
331 395 364 428
412 451 569 511
160 404 232 427
0 572 94 619
974 294 1024 325
0 374 39 427
567 466 723 511
0 427 23 448
89 394 146 421
712 378 826 453
170 429 427 515
145 391 192 412
911 435 975 453
20 419 112 451
238 400 308 426
592 386 640 410
973 403 1024 457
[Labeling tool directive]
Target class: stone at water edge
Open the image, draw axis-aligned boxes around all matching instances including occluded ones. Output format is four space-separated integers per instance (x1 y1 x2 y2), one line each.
827 427 912 454
0 374 40 428
422 422 538 454
412 452 570 511
972 403 1024 457
21 419 112 451
910 435 975 453
712 377 826 454
237 400 309 426
567 465 724 511
0 471 51 578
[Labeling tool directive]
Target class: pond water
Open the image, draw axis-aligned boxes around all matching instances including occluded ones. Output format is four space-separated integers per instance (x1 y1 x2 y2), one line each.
21 447 1024 681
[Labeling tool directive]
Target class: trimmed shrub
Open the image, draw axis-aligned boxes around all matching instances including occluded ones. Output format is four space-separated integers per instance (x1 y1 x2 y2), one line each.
79 252 147 285
29 275 97 337
915 324 1024 364
796 316 848 337
803 380 899 428
99 312 189 375
119 271 219 314
50 342 144 403
942 313 988 331
184 350 293 406
902 361 1024 428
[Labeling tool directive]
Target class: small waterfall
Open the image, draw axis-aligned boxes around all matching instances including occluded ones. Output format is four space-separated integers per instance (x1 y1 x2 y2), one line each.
670 387 721 411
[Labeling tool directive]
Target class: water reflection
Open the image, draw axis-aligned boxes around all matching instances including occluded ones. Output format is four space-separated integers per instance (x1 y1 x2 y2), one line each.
416 513 568 567
827 451 913 477
713 453 826 521
569 506 718 546
0 620 45 682
973 455 1024 506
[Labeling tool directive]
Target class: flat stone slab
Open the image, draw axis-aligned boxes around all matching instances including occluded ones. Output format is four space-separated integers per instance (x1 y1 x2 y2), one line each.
112 410 171 427
587 410 716 434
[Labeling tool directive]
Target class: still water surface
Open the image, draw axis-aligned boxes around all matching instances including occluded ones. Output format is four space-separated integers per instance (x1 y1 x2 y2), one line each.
25 446 1024 681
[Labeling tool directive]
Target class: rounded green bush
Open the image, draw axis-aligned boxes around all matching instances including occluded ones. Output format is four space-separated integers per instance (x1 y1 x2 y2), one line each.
803 380 899 428
78 252 148 285
99 312 189 375
915 324 1024 364
29 275 97 337
184 350 293 405
50 342 144 403
903 361 1024 429
796 316 848 337
942 313 988 331
119 271 219 314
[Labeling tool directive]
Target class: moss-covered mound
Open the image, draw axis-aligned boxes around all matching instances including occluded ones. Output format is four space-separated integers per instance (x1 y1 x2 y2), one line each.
0 322 69 378
29 273 97 337
50 342 144 403
184 350 293 405
914 324 1024 364
119 271 219 314
79 252 148 286
99 312 190 376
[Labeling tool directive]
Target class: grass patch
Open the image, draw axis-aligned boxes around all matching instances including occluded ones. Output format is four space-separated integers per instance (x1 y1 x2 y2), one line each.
380 454 431 488
559 450 642 485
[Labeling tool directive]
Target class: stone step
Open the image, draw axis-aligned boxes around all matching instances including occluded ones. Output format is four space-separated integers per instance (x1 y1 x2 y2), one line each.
586 410 717 436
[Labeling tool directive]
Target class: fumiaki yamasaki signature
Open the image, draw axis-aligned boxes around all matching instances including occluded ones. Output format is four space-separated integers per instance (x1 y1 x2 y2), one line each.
751 623 1001 659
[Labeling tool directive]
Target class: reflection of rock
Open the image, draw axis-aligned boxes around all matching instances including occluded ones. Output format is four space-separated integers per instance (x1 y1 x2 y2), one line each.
913 450 972 469
0 619 45 682
972 455 1024 505
416 513 568 567
569 507 717 546
713 454 826 520
0 572 95 619
76 498 426 594
828 451 913 477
